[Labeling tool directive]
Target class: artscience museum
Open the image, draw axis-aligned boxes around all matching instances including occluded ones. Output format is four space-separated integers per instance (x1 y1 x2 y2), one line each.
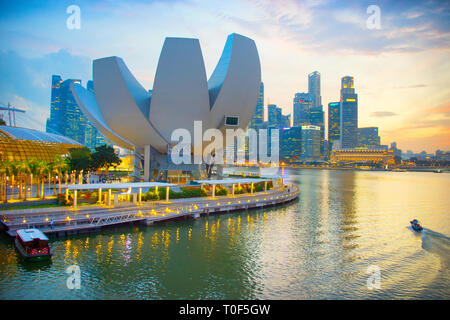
71 33 261 181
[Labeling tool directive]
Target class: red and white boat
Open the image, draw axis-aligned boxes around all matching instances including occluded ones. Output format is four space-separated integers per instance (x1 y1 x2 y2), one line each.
15 229 52 261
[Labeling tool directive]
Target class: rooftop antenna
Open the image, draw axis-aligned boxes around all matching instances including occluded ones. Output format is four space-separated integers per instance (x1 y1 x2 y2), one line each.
0 102 26 126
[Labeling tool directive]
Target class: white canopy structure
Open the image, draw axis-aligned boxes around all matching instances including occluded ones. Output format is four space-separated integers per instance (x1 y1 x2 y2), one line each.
66 182 176 209
194 177 282 198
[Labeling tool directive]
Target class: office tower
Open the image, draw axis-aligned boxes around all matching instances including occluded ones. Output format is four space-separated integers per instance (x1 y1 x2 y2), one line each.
358 127 380 148
246 82 264 162
328 102 340 150
340 76 358 148
308 71 321 109
301 125 321 160
309 106 324 153
249 82 264 129
308 71 324 155
281 114 291 128
280 126 302 163
46 75 107 150
268 104 282 128
267 104 283 158
46 78 86 143
46 75 63 135
293 93 313 127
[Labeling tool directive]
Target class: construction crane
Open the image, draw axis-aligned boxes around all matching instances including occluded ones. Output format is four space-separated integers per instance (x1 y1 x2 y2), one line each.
0 102 26 126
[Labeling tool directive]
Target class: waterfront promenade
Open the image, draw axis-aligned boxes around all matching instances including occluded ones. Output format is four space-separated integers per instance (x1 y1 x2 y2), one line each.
0 184 299 238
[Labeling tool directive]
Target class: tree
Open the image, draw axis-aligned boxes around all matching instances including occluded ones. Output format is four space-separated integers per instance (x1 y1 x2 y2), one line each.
26 158 40 198
91 145 121 178
0 161 7 203
36 160 49 199
67 147 92 176
16 161 31 201
0 118 6 126
5 161 18 201
52 155 68 194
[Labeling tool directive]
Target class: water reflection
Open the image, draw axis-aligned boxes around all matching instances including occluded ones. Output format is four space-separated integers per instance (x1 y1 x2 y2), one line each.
0 170 449 299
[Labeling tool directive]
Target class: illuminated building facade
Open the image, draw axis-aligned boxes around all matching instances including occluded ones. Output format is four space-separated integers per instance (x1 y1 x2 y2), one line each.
358 127 380 148
281 114 291 128
308 71 324 155
46 76 106 151
248 82 264 130
0 126 82 162
268 104 282 128
280 126 301 163
340 76 358 148
328 102 340 150
301 125 321 160
308 71 321 109
293 93 312 127
45 75 63 136
330 148 395 166
309 106 324 155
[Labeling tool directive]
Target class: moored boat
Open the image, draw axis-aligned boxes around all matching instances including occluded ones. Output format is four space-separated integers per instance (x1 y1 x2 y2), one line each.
15 229 52 261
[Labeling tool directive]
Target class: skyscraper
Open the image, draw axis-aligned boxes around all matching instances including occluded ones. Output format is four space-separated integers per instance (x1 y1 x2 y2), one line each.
46 75 107 150
328 102 340 150
267 104 285 158
281 114 291 128
268 104 282 128
358 127 380 148
308 71 321 109
301 125 321 160
293 93 313 127
308 71 324 155
340 76 358 148
293 72 324 156
280 126 302 163
248 82 264 129
309 107 324 150
46 75 63 136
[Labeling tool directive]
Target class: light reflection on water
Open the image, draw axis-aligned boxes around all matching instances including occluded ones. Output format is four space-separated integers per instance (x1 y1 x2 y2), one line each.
0 169 449 299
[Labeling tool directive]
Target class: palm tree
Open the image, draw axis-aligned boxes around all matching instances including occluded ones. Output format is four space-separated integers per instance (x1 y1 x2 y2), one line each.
53 155 69 194
51 163 57 195
47 162 53 196
36 161 49 199
5 161 18 201
26 158 40 199
0 161 7 203
16 161 31 201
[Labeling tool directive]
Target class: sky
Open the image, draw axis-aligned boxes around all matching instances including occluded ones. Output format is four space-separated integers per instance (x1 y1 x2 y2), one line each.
0 0 449 153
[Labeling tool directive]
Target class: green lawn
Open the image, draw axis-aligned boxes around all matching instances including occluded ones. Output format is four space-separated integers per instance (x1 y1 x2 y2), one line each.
1 203 63 211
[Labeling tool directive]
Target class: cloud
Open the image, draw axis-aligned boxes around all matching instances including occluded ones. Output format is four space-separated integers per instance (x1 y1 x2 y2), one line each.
393 84 428 89
216 0 450 55
382 103 450 151
428 103 450 114
371 111 398 117
406 12 423 19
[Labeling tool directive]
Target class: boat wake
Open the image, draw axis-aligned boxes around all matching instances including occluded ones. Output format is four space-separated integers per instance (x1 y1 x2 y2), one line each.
421 228 450 270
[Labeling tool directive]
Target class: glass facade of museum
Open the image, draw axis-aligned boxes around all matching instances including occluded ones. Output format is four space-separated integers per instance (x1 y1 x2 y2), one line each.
0 126 82 162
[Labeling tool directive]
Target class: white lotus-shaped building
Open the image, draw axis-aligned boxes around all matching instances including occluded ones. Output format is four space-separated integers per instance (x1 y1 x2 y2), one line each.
71 33 260 152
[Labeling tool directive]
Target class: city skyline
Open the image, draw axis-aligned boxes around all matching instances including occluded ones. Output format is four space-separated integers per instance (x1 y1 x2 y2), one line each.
0 0 448 153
